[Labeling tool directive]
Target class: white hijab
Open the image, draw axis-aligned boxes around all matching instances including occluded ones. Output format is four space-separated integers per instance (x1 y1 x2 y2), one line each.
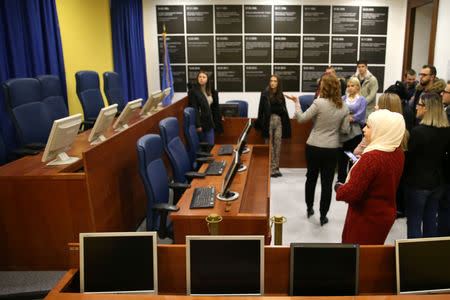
363 109 405 154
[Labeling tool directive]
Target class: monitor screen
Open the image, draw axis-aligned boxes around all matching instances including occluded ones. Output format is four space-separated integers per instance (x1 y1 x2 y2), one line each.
235 119 252 155
186 235 264 296
88 104 118 145
218 151 240 200
140 91 163 118
113 98 142 132
80 232 158 294
396 237 450 295
219 103 239 117
290 243 359 296
41 113 82 166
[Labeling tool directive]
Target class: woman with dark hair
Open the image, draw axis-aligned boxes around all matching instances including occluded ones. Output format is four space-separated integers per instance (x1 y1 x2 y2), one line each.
188 71 223 144
290 75 350 226
405 92 450 238
254 74 291 178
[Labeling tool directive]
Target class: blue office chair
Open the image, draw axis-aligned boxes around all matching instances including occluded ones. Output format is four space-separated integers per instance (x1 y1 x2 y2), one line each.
75 71 105 129
103 71 125 112
226 100 248 117
299 94 315 112
2 78 52 150
37 75 69 122
183 107 213 170
0 134 7 166
137 134 188 238
159 117 205 184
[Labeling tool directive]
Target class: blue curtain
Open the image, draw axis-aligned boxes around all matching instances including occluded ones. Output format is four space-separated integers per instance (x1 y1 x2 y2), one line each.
110 0 148 104
0 0 66 153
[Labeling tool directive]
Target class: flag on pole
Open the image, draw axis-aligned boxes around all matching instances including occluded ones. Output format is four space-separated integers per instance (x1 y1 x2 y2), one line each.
161 25 174 105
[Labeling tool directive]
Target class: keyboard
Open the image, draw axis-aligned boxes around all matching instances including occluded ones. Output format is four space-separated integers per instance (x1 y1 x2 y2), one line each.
218 144 234 155
190 187 216 209
205 161 226 175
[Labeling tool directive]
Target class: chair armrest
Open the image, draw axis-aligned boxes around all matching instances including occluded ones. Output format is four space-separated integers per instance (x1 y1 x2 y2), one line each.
80 119 96 131
185 171 206 180
152 203 179 212
196 151 213 157
12 147 40 158
199 142 213 152
196 157 214 164
169 182 190 189
24 143 46 150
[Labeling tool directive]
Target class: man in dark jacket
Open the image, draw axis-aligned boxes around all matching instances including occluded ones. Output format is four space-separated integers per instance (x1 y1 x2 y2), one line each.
413 65 446 116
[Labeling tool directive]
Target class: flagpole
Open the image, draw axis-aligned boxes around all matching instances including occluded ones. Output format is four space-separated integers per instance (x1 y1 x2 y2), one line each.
162 25 174 101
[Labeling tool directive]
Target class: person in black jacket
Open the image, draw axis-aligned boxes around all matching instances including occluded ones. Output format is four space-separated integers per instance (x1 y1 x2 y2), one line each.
187 71 223 144
254 75 291 178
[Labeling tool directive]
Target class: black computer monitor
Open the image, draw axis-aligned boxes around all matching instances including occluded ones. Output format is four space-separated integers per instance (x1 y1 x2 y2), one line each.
236 119 252 155
290 243 359 296
80 232 158 294
395 237 450 295
186 235 264 296
217 150 240 201
219 103 239 117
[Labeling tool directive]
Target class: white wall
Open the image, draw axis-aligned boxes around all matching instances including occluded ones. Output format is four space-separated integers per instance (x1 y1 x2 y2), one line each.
434 0 450 82
411 3 433 75
143 0 407 118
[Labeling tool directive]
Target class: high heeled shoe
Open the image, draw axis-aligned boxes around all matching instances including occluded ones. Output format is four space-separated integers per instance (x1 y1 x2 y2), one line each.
307 208 314 218
320 216 329 226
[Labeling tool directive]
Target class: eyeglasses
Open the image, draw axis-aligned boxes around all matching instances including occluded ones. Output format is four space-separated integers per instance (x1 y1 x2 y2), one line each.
416 102 425 107
419 73 430 77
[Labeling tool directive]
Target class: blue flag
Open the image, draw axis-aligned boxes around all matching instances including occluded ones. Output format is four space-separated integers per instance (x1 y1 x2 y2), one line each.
161 25 174 105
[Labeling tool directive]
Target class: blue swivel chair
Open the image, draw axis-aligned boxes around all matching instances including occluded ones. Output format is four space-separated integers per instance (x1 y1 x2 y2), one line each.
0 134 7 166
159 117 205 184
137 134 188 237
37 75 69 122
75 71 105 129
183 107 213 170
299 94 315 112
2 78 52 151
226 100 248 117
103 71 125 112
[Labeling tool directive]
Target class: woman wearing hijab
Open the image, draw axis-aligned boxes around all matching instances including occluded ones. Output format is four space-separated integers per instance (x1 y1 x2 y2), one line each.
335 109 406 244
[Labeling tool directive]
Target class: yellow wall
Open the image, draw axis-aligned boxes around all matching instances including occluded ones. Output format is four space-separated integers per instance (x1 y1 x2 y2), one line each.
55 0 113 116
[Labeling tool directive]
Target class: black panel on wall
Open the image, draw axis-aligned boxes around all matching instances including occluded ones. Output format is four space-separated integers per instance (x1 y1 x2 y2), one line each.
216 36 243 63
361 7 388 35
245 65 271 92
303 36 330 64
187 36 214 63
245 36 271 63
188 65 215 86
215 5 242 33
158 36 185 64
216 65 243 92
303 6 330 34
359 36 386 64
274 36 300 63
157 5 184 34
244 5 272 33
274 5 301 34
186 5 213 33
331 36 358 64
332 6 359 34
159 65 187 92
274 65 300 91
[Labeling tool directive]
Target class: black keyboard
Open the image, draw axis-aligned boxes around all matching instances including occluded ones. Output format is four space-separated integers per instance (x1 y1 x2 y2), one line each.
218 144 234 155
190 187 216 209
205 161 226 175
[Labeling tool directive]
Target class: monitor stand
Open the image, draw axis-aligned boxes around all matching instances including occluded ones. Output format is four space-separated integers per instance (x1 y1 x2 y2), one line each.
241 147 250 154
216 191 239 201
114 123 129 132
47 152 80 166
90 135 106 146
238 164 247 172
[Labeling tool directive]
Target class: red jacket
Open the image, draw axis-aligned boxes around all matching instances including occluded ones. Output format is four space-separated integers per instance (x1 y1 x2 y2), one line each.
336 148 405 245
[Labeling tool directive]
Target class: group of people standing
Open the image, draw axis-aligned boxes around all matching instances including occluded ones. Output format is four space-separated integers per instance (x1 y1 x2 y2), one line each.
187 64 450 245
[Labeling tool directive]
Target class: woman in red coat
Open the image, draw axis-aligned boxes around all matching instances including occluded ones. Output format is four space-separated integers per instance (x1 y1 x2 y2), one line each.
335 109 406 244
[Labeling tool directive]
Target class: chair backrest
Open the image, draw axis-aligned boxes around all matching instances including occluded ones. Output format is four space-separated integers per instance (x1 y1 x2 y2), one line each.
183 107 200 169
299 94 315 112
0 134 7 166
103 72 125 111
75 71 105 120
37 75 69 122
159 117 192 183
2 78 53 145
137 134 170 231
226 100 248 117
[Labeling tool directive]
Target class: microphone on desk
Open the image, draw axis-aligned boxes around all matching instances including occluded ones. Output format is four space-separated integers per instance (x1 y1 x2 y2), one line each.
206 213 222 235
270 215 287 245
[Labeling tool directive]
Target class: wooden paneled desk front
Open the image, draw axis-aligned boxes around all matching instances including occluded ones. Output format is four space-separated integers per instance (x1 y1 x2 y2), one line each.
169 144 271 244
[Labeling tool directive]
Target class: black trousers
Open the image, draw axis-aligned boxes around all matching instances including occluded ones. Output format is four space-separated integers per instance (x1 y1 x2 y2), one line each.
305 144 339 218
337 134 363 183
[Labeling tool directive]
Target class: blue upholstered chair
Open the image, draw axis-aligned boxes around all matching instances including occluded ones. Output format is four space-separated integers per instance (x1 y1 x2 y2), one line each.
182 107 213 170
299 94 315 112
159 117 205 184
2 78 52 149
75 71 105 129
137 134 187 237
225 100 248 117
103 71 125 112
37 75 69 122
0 134 7 166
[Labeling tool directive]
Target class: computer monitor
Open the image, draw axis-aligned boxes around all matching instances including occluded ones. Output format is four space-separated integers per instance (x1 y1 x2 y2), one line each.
235 119 252 155
219 103 239 117
186 235 264 296
140 90 163 118
217 150 240 201
88 104 118 145
113 98 142 132
155 87 171 111
41 113 83 166
290 243 359 296
80 232 158 294
395 237 450 295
